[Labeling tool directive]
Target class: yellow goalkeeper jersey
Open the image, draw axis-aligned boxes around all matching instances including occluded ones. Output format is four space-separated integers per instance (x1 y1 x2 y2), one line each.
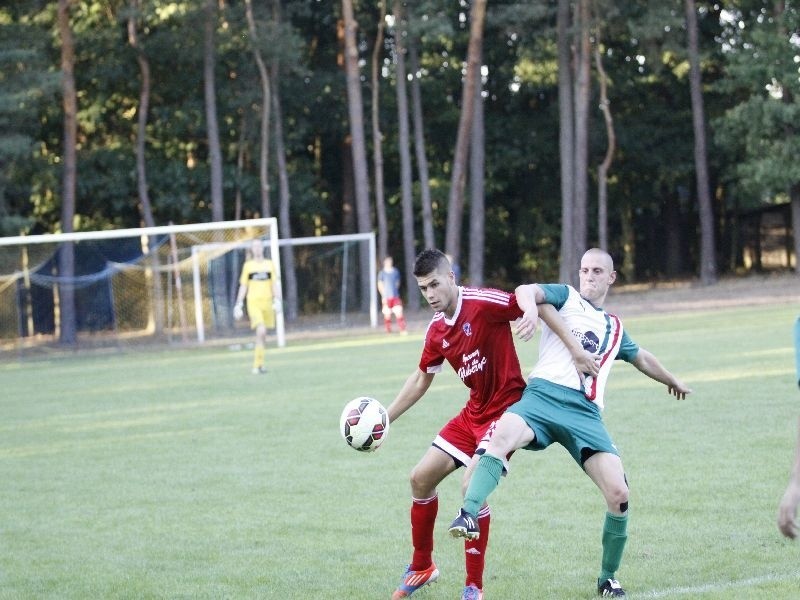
239 258 275 301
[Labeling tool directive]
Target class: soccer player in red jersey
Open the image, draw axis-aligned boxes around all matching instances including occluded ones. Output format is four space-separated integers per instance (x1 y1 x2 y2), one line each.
385 249 596 600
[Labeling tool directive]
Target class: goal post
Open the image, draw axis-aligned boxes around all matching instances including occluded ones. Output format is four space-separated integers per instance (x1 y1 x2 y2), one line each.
0 219 378 353
0 218 281 350
278 232 378 331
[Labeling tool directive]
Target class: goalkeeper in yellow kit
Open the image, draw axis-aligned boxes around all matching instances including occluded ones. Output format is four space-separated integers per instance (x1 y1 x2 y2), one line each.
234 239 279 374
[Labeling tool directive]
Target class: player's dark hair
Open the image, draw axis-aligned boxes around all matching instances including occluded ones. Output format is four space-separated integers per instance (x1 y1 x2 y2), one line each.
413 249 448 277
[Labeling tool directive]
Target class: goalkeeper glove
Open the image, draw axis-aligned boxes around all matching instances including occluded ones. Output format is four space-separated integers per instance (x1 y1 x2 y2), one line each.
233 302 244 320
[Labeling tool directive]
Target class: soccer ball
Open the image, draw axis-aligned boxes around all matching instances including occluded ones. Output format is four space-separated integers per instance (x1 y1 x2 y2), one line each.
339 397 390 452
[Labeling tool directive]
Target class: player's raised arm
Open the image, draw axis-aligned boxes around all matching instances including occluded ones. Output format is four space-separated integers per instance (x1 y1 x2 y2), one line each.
385 368 435 424
630 347 692 399
513 284 542 341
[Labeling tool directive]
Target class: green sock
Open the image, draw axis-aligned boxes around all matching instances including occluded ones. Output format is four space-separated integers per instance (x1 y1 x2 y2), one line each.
463 454 504 515
599 512 628 583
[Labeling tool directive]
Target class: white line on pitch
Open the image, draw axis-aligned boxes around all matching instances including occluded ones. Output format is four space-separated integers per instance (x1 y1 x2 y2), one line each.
636 573 800 598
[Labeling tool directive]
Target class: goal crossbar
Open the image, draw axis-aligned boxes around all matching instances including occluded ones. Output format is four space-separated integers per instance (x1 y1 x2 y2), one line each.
0 218 278 246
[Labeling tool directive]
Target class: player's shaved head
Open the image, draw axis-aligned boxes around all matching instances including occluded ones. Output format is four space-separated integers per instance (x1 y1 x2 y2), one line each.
582 247 614 271
414 249 450 277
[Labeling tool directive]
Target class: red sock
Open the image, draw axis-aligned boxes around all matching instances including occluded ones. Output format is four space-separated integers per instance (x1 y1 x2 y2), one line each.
398 316 407 331
409 495 438 570
464 505 491 588
384 318 392 333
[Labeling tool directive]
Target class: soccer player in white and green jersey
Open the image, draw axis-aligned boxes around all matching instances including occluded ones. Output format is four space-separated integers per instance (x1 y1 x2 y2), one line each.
449 248 692 598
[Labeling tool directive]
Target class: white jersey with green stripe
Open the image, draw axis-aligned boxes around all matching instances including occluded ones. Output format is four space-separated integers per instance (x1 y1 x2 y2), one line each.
528 284 639 410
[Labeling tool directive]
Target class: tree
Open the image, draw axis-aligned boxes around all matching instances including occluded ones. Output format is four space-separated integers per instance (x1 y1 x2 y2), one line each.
572 0 591 259
341 0 373 309
557 0 576 283
271 0 299 321
444 0 485 267
594 42 615 252
0 12 55 236
245 0 273 218
128 0 166 334
715 0 800 274
204 0 224 222
391 0 419 309
56 0 78 346
685 0 717 284
371 0 388 262
468 54 485 286
407 38 435 250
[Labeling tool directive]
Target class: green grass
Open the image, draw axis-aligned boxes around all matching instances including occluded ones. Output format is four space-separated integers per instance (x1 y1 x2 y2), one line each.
1 303 799 599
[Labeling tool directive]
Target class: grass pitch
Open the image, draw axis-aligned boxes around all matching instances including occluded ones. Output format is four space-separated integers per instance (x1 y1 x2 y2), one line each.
1 303 799 599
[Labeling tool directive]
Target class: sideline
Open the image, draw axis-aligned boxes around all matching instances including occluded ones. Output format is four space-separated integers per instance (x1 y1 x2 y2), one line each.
637 572 800 598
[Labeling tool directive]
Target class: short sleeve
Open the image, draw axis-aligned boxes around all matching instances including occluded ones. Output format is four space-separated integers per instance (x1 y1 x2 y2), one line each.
616 331 639 362
540 283 570 310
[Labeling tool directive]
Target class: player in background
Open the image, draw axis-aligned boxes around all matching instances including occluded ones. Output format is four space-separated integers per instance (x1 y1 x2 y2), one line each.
234 239 280 374
385 249 598 600
378 256 408 334
449 248 692 598
777 316 800 539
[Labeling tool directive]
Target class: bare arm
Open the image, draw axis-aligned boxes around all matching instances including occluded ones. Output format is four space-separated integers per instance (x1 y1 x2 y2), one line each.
385 368 436 423
233 283 248 318
778 417 800 540
514 284 599 377
513 283 543 341
630 348 692 399
235 283 247 306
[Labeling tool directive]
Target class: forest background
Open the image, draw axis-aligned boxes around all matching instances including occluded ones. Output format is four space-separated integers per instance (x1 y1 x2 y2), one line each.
1 0 799 322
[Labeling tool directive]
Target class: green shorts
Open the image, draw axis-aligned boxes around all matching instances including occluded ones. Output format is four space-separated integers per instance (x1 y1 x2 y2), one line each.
507 378 619 467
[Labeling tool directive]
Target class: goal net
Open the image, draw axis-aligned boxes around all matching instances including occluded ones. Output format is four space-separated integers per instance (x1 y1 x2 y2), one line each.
0 219 377 354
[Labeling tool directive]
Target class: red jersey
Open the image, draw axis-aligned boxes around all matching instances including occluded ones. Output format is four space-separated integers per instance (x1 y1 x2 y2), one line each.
419 286 526 427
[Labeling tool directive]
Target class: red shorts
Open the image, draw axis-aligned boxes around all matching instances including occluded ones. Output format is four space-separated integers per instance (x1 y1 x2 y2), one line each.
432 409 510 470
383 297 403 309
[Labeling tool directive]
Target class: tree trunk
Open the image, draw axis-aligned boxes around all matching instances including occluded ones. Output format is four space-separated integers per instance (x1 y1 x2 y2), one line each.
444 0 485 266
234 112 247 220
620 202 635 282
204 0 224 222
341 138 356 233
371 0 388 262
664 192 684 276
791 185 800 273
468 63 485 286
203 0 229 330
271 1 299 321
408 39 435 250
572 0 590 258
557 0 576 283
594 43 615 253
392 0 419 310
57 0 77 346
128 0 165 335
340 0 372 310
245 0 272 218
685 0 717 284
